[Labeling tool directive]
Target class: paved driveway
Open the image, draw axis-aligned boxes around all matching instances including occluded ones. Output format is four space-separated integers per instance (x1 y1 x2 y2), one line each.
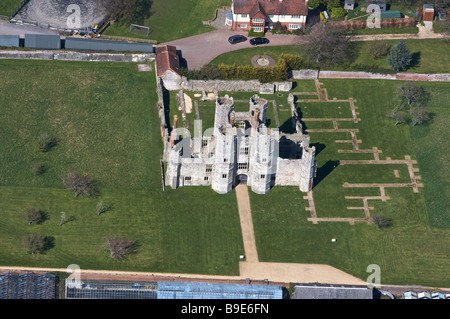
0 20 58 36
166 29 307 70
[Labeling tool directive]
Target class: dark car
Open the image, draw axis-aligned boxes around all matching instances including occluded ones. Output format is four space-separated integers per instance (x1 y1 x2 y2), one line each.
249 37 270 46
228 35 247 44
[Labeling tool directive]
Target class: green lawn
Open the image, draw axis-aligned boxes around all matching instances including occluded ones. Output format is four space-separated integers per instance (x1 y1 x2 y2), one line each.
251 79 450 287
103 0 230 42
0 0 21 16
210 39 450 74
0 59 243 275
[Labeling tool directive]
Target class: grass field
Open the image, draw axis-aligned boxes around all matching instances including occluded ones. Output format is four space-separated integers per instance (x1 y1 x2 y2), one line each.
0 59 448 287
103 0 230 43
0 59 243 276
251 79 450 287
0 0 21 16
210 39 450 74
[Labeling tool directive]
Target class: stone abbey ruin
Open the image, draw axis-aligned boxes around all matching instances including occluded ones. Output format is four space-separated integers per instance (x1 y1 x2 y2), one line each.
164 93 317 194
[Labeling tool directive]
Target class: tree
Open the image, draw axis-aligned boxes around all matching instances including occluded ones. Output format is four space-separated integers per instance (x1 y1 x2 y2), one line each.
94 0 153 24
308 0 328 11
96 200 111 216
391 82 430 126
31 162 45 176
327 0 342 11
303 23 349 67
34 132 54 152
61 171 96 198
372 215 392 230
103 236 137 260
390 109 408 125
386 40 412 71
23 233 46 254
398 81 427 107
410 106 431 126
23 208 44 225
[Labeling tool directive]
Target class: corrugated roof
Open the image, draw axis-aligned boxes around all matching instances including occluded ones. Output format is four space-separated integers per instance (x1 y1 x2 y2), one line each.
157 281 283 299
0 35 20 48
65 37 154 53
0 272 56 299
380 10 402 19
293 284 373 299
24 34 60 49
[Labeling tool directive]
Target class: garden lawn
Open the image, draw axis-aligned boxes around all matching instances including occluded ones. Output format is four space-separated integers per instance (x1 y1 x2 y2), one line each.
103 0 230 42
0 0 21 16
210 39 450 74
0 59 243 275
251 79 450 287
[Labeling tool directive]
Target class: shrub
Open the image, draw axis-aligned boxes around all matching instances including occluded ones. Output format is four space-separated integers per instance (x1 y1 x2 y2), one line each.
372 215 392 230
367 42 390 59
33 132 54 152
331 7 346 18
248 28 265 37
279 53 303 70
271 22 287 33
31 162 45 176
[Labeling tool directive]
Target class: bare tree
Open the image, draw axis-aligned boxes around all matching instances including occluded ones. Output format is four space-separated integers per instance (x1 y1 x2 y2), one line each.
410 106 431 126
34 132 54 152
23 233 46 254
31 162 45 176
398 81 427 108
23 208 44 225
96 200 111 216
390 109 408 125
372 215 392 230
103 236 137 260
303 23 349 66
61 171 96 198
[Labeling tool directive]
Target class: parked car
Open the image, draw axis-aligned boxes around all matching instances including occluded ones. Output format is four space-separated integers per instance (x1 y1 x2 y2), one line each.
249 37 270 46
228 35 247 44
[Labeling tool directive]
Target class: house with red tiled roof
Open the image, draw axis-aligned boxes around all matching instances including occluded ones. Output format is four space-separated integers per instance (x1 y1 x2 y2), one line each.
155 45 182 90
226 0 309 32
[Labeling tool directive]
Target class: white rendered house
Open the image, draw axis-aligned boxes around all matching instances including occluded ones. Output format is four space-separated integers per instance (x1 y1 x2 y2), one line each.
227 0 309 32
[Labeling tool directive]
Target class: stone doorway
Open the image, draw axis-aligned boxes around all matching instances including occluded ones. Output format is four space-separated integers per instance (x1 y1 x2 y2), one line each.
236 174 248 185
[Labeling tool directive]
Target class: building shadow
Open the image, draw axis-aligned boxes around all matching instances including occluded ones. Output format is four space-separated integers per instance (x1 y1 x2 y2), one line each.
310 142 326 157
313 160 339 188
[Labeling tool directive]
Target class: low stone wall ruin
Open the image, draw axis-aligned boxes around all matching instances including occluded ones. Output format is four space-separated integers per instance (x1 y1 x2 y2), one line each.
0 50 155 63
179 77 292 94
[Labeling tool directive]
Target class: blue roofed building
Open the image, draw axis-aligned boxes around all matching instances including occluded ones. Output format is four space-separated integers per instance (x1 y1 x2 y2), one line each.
0 35 20 48
24 34 60 49
157 281 283 299
64 37 154 53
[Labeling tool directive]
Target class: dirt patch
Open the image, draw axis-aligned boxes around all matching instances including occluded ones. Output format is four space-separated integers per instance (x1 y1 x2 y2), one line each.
15 0 107 29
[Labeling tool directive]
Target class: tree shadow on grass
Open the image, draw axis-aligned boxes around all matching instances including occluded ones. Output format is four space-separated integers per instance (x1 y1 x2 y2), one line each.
42 236 55 254
313 160 340 188
409 51 421 69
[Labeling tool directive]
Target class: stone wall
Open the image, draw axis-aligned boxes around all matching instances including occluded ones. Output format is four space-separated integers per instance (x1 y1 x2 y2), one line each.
180 77 292 94
292 69 319 80
318 71 450 82
0 50 155 63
